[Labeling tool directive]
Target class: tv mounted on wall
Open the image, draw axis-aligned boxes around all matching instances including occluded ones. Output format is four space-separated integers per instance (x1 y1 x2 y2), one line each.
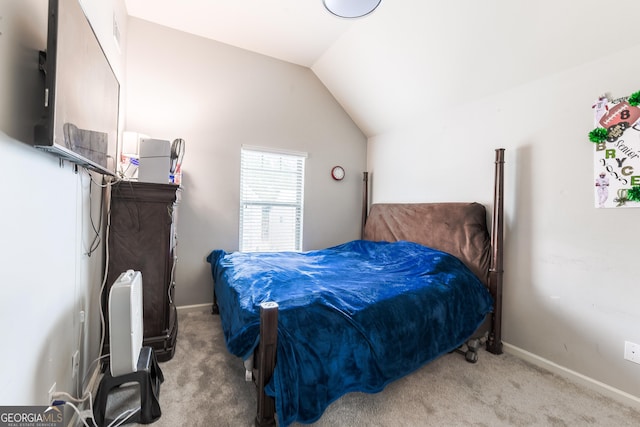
34 0 120 176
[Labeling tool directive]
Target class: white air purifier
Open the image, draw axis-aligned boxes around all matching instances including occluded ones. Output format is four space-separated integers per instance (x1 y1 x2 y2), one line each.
109 270 144 377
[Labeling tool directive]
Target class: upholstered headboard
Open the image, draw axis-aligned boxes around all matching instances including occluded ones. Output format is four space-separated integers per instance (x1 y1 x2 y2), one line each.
363 202 492 285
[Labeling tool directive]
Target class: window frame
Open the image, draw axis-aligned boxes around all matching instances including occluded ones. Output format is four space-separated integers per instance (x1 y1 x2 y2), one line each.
239 146 307 252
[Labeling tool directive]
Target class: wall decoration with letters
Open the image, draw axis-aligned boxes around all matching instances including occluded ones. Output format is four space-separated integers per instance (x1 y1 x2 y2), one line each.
590 92 640 208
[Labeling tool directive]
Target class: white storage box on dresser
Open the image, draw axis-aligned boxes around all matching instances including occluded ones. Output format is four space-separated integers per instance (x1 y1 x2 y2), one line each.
138 138 171 183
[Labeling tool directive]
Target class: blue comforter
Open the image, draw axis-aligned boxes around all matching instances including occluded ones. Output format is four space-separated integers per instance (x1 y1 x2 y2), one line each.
207 240 493 426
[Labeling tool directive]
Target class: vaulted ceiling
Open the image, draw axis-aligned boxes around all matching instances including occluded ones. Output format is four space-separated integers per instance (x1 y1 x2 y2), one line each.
125 0 640 138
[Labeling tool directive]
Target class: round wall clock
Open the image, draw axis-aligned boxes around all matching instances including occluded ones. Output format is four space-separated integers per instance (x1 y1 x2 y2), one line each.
331 166 345 181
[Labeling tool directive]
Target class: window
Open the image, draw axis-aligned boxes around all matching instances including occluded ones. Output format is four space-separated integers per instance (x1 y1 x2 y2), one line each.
240 147 306 252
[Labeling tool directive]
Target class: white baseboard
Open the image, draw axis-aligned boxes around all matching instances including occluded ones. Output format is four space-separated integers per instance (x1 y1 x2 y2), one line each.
176 303 212 315
503 342 640 410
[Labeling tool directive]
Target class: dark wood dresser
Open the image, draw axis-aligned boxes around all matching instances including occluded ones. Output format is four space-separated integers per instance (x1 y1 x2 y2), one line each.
103 181 181 362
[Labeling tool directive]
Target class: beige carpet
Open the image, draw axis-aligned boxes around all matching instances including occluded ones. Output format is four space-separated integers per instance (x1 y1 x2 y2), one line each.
106 310 640 427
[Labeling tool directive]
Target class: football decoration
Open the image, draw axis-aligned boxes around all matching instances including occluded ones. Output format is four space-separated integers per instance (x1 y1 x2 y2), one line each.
598 101 640 129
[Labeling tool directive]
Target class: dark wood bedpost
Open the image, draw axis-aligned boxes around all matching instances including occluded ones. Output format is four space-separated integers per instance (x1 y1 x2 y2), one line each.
487 148 505 355
361 171 369 238
255 302 278 427
212 290 219 315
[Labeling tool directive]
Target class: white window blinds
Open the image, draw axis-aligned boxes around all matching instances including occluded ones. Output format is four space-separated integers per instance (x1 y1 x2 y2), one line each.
240 147 306 252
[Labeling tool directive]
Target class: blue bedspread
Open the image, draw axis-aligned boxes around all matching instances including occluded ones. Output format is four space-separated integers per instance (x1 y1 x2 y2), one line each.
207 240 493 426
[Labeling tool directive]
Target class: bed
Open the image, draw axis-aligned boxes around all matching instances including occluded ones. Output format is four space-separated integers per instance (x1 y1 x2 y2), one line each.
207 148 505 426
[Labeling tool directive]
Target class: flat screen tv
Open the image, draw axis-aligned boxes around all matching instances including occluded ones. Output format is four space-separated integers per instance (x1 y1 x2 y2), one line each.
34 0 120 176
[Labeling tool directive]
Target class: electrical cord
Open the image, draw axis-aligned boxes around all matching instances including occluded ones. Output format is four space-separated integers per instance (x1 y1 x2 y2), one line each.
51 391 95 427
83 171 124 353
117 157 139 180
52 388 138 427
63 169 137 427
86 172 103 257
98 173 118 366
80 169 114 425
83 168 120 256
91 176 142 427
56 352 141 427
168 247 177 305
62 401 92 427
75 322 83 394
107 407 141 427
81 354 109 395
80 171 126 426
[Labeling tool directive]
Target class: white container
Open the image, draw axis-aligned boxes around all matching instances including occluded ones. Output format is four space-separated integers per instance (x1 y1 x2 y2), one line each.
138 138 170 183
109 270 144 377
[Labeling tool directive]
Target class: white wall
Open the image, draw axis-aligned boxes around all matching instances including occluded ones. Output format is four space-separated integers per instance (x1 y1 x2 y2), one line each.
125 18 367 307
367 45 640 401
0 0 127 405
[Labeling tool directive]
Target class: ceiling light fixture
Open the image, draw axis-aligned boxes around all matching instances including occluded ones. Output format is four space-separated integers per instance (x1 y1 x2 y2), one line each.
323 0 382 18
